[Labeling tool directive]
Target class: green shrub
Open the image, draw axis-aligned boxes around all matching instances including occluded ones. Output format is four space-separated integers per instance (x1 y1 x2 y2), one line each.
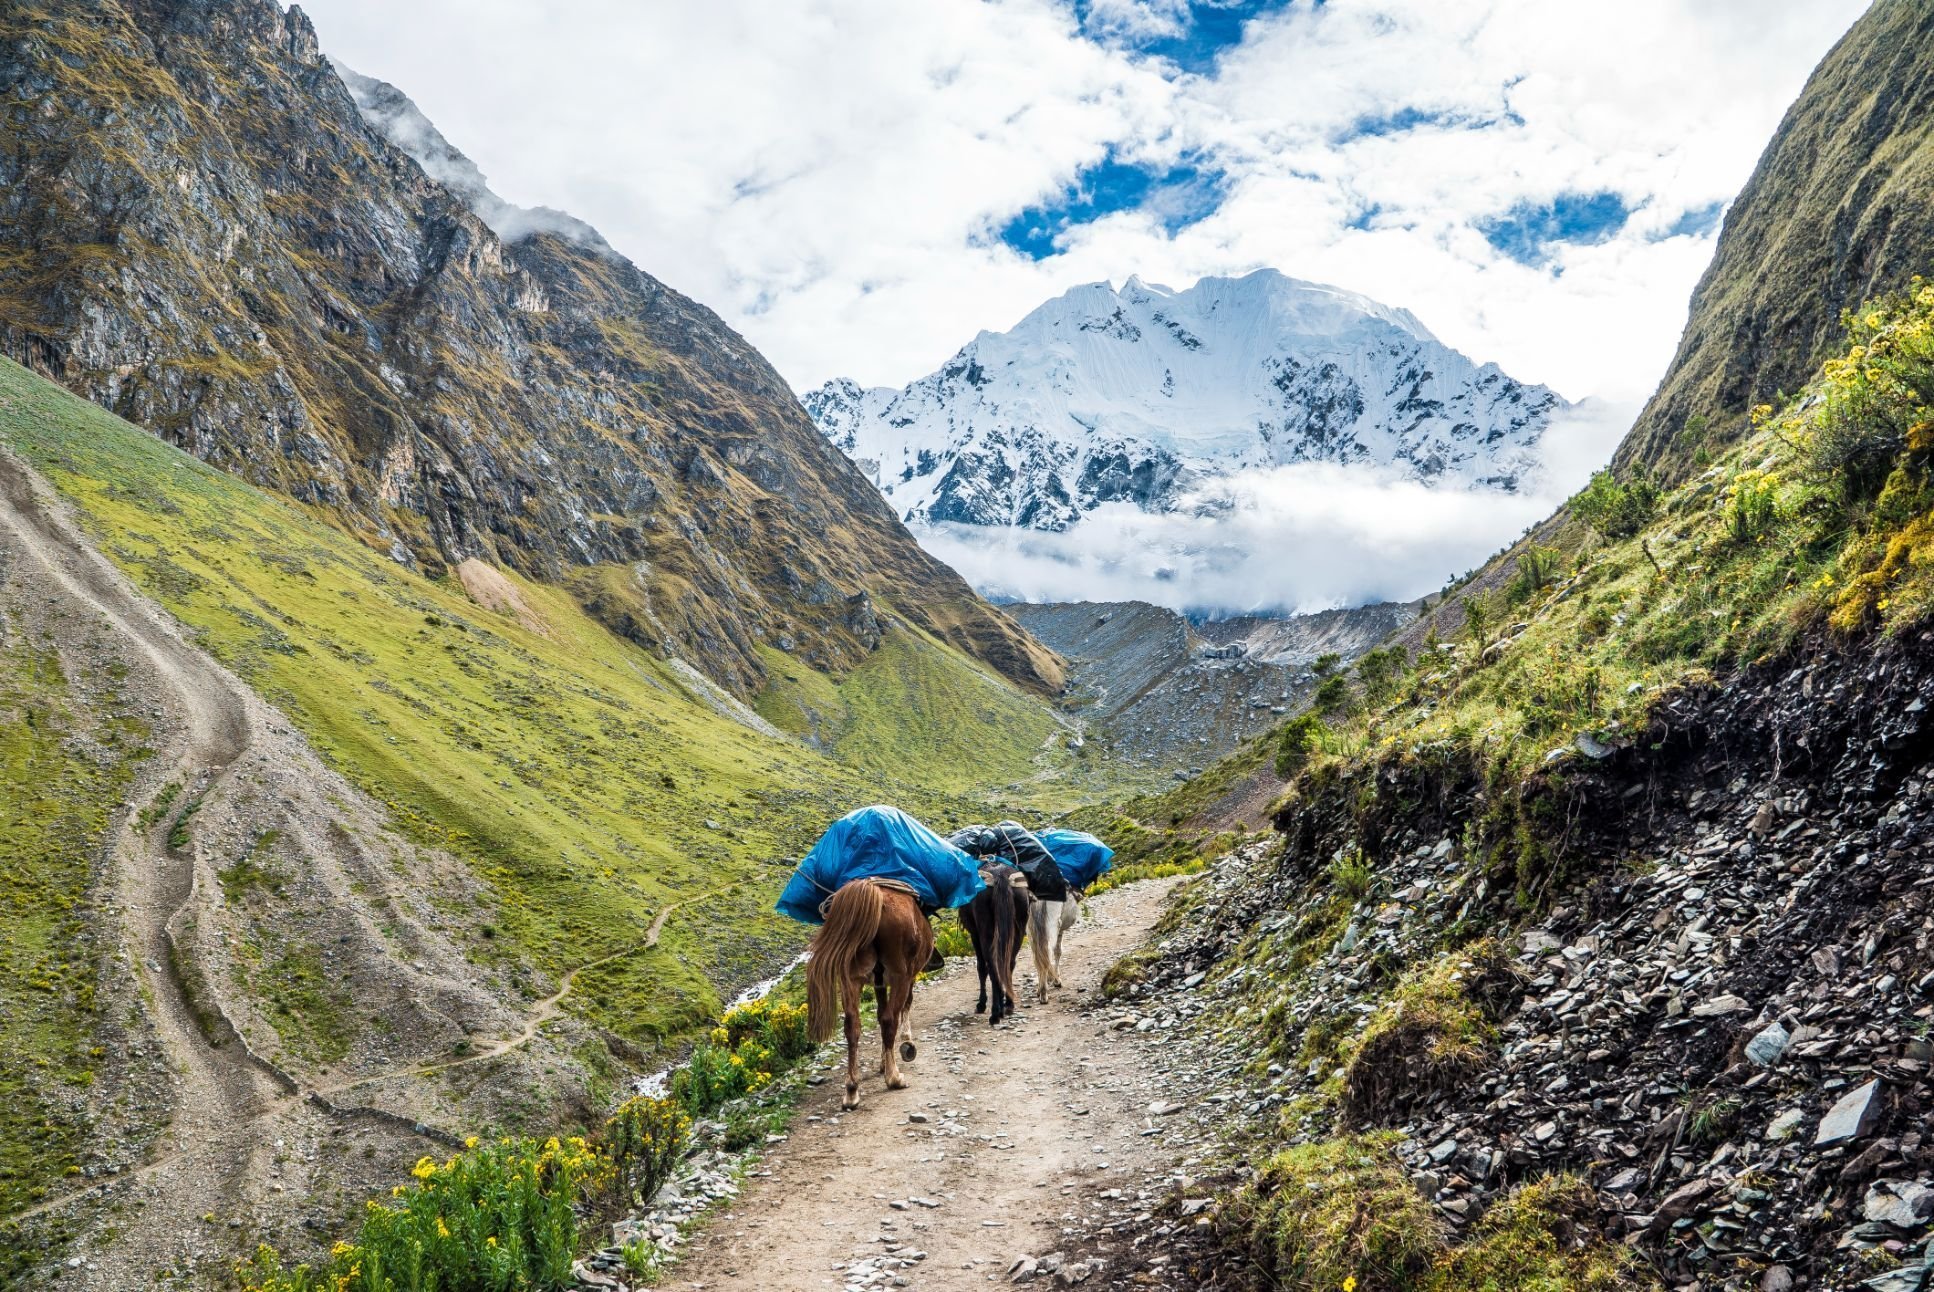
670 996 811 1117
238 1135 610 1292
604 1096 691 1209
1274 713 1326 778
931 911 973 958
1571 469 1659 538
1723 469 1780 545
1808 284 1934 504
721 997 813 1064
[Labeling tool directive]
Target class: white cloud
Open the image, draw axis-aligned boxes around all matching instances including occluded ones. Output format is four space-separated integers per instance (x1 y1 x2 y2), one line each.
914 400 1633 614
293 0 1865 607
294 0 1866 405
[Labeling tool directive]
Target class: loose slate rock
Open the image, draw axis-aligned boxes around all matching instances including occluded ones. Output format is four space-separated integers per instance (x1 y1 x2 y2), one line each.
1864 1180 1934 1229
1818 1079 1885 1147
1746 1021 1792 1067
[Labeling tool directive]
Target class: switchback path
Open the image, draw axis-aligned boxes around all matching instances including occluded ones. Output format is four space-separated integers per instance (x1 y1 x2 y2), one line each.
668 878 1193 1292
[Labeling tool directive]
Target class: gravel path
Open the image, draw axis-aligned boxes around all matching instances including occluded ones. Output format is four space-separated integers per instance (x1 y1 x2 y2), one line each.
666 878 1198 1292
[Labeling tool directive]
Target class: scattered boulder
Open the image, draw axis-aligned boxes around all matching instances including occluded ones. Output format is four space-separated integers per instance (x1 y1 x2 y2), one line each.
1818 1080 1885 1147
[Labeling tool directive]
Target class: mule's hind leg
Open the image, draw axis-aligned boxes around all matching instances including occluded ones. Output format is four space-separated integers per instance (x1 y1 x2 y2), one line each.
879 974 910 1090
841 973 864 1109
1053 899 1076 987
1028 901 1053 1003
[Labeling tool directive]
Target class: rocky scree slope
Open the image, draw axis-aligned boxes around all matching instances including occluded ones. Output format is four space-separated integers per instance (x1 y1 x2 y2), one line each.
1618 0 1934 482
0 0 1058 699
1008 598 1416 776
806 270 1565 533
1116 626 1934 1291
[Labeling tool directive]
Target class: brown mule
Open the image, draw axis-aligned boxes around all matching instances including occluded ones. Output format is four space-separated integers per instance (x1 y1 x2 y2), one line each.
959 861 1030 1025
805 879 935 1110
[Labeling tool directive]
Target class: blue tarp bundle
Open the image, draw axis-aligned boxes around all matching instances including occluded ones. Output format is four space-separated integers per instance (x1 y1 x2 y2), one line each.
952 822 1070 902
1038 827 1115 891
775 805 986 925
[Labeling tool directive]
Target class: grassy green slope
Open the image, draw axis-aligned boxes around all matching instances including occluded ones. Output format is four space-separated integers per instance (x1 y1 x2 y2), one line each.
753 625 1075 799
1618 0 1934 480
0 640 147 1220
0 357 1062 1051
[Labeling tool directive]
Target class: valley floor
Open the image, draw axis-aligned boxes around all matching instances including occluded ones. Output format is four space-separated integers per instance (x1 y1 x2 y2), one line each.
663 878 1236 1292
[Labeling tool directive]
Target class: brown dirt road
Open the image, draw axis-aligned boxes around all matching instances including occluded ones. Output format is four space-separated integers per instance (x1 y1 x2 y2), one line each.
667 878 1197 1292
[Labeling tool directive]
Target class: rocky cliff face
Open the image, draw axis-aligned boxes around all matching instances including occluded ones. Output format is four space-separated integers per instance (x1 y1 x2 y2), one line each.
806 271 1564 533
1617 0 1934 480
0 0 1059 698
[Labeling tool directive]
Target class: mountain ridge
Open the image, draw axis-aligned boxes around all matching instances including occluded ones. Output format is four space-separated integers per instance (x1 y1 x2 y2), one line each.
1616 0 1934 480
806 269 1567 534
0 0 1060 699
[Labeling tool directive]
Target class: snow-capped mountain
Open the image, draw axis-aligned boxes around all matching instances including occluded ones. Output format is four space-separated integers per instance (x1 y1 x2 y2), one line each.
805 270 1567 533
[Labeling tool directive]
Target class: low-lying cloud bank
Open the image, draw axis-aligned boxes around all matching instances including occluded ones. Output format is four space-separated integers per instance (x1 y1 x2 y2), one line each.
920 401 1632 615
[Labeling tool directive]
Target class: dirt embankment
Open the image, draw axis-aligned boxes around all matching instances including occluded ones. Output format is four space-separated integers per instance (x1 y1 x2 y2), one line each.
1117 625 1934 1289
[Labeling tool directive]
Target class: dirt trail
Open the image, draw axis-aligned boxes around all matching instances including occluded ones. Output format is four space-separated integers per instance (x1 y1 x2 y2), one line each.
319 879 735 1097
0 450 286 1250
669 879 1188 1292
2 448 580 1282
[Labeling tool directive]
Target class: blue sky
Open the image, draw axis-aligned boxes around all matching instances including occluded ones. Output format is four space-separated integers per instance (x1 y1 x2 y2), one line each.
1077 0 1296 72
998 153 1226 256
300 0 1868 406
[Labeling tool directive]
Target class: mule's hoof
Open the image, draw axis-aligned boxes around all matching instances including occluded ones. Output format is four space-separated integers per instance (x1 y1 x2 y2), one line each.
886 1074 908 1090
899 1040 917 1062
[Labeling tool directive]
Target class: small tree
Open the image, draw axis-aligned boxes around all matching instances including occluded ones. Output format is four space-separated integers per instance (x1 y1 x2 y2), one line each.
1572 469 1659 538
1274 712 1326 778
1355 645 1408 706
1509 545 1563 603
1461 594 1493 653
1311 652 1344 680
1313 674 1356 717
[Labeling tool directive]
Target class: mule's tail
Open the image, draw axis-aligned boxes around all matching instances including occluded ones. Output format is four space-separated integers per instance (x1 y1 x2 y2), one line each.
806 881 886 1043
993 873 1026 1011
